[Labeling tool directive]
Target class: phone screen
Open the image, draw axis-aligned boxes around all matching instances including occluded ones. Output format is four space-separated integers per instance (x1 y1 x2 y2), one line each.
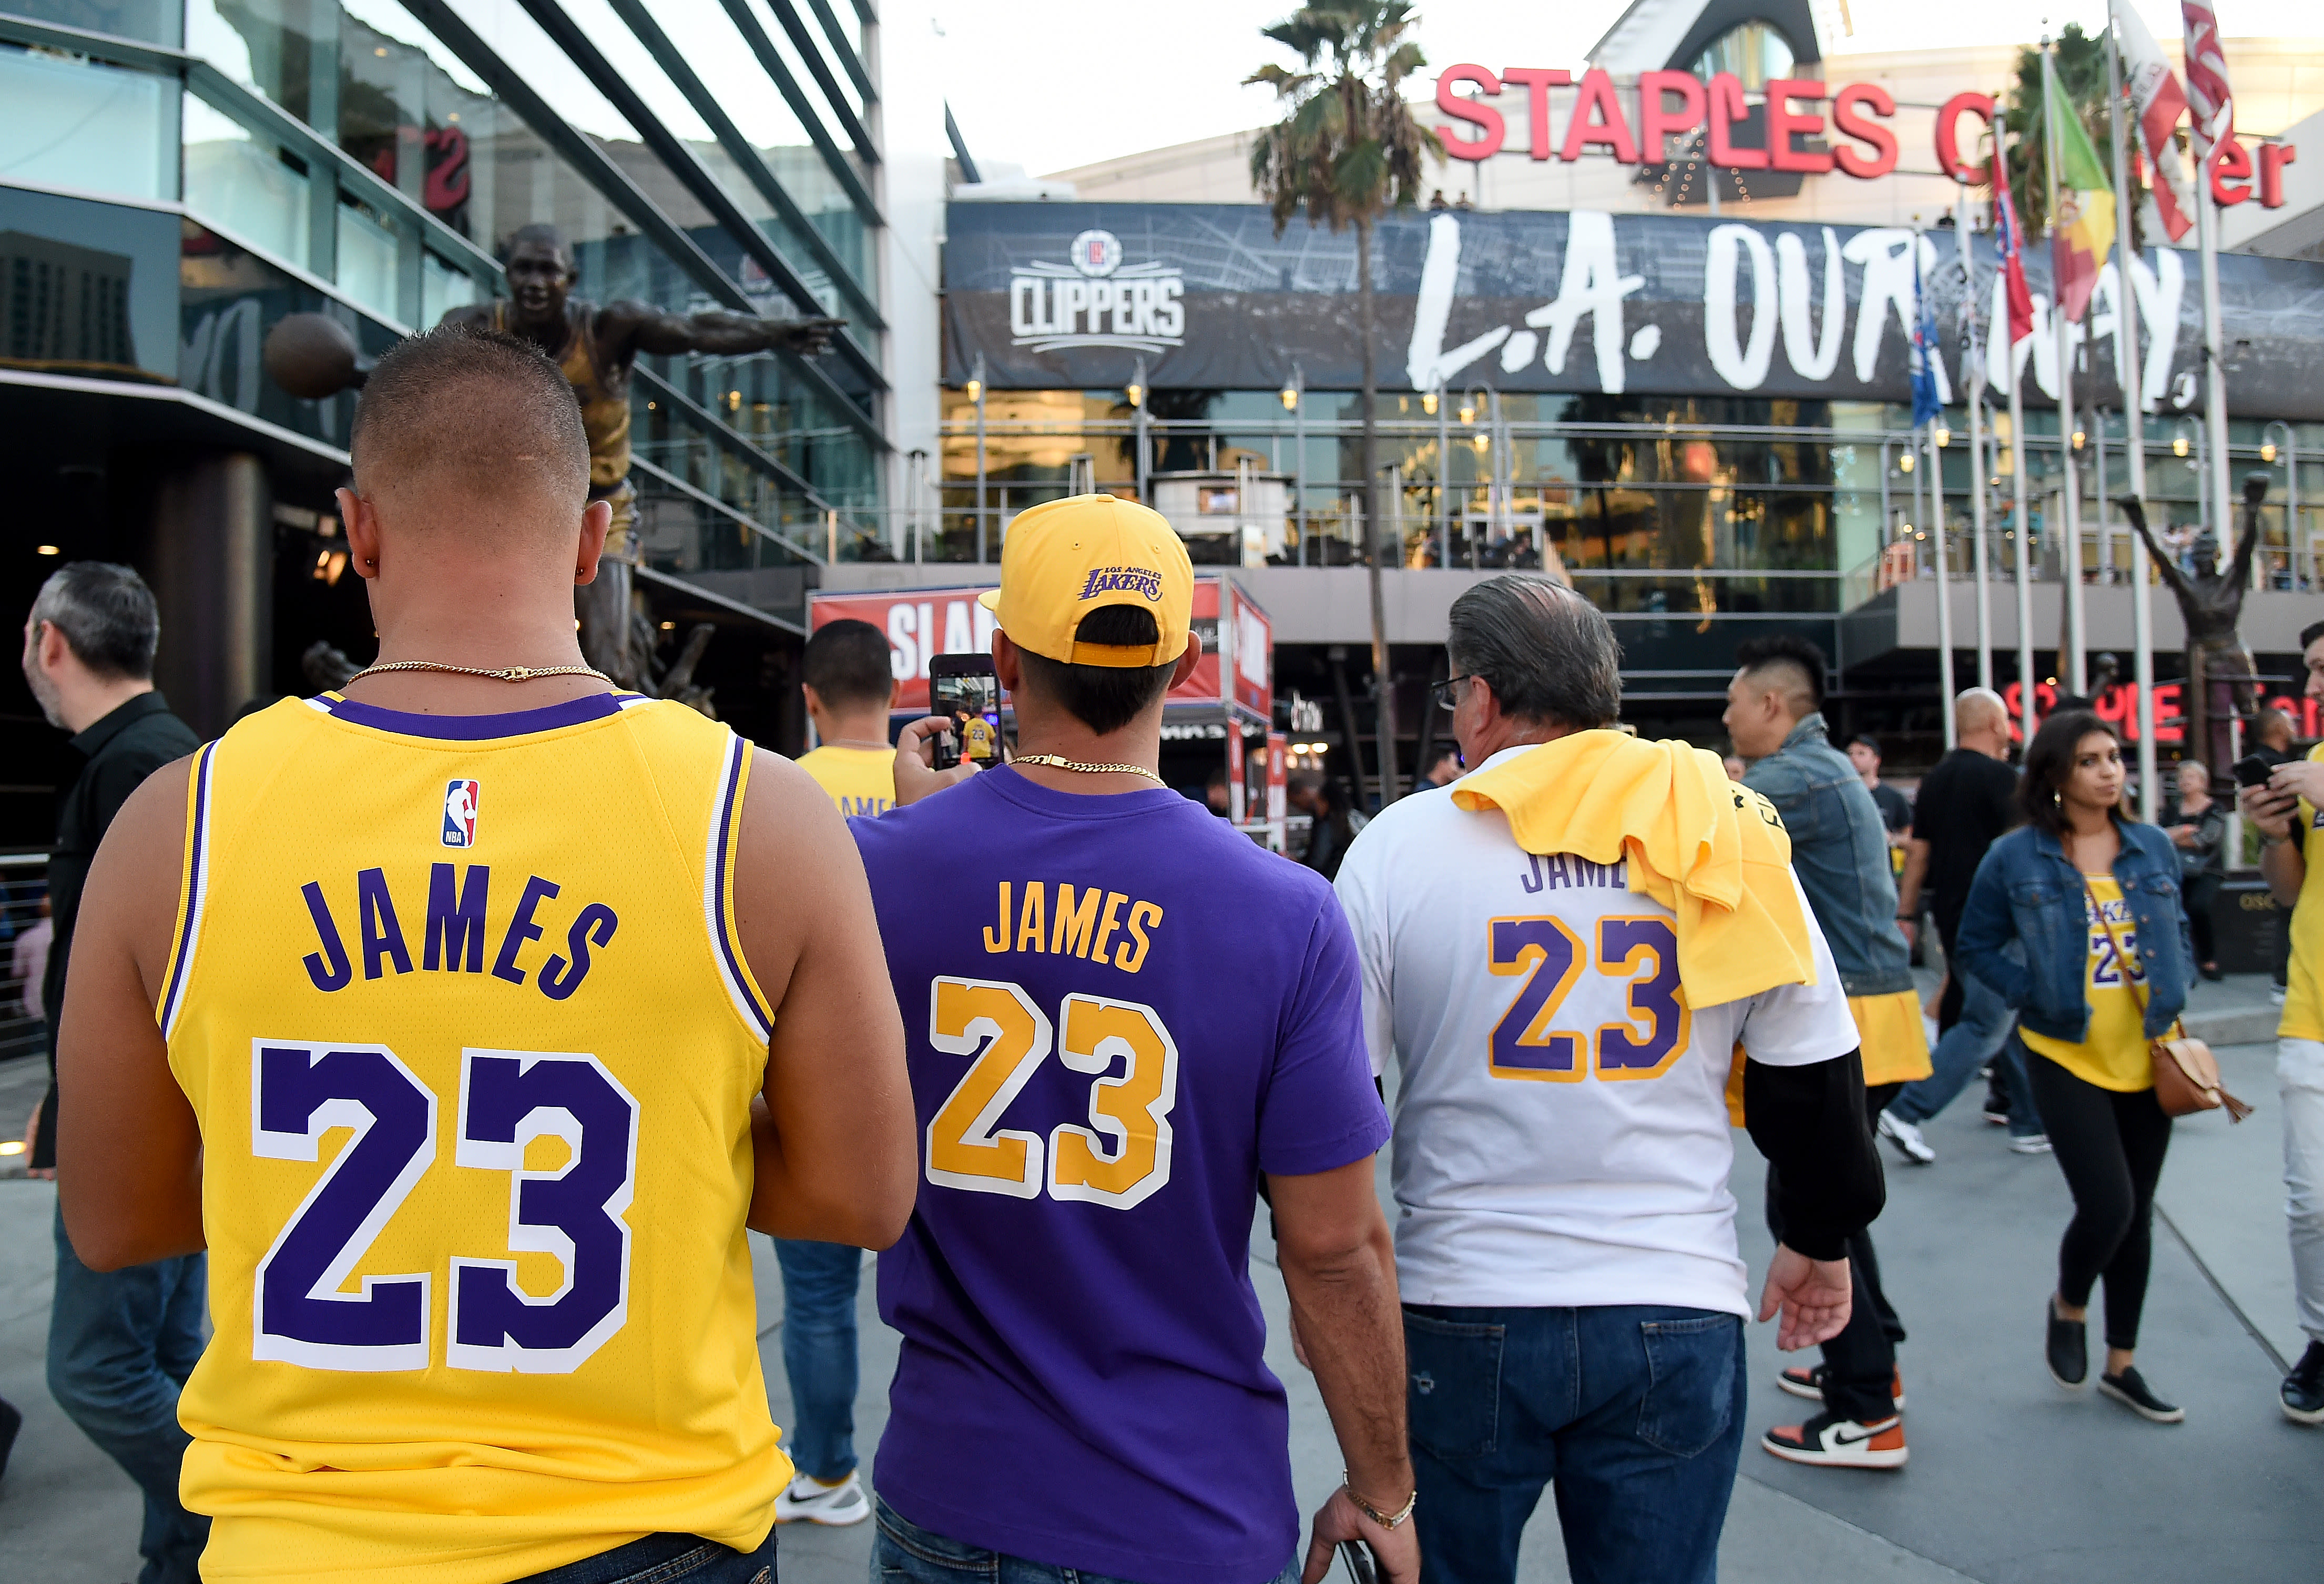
931 664 1003 767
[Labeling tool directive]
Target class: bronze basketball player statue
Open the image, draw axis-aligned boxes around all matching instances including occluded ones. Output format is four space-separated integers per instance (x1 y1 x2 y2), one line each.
266 222 839 688
2119 471 2271 778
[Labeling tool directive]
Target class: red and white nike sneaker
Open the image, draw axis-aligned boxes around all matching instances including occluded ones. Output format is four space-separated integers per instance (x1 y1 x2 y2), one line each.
1761 1410 1908 1469
1775 1363 1906 1412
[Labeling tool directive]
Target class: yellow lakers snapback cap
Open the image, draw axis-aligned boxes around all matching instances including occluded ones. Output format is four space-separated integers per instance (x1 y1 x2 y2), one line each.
978 493 1193 668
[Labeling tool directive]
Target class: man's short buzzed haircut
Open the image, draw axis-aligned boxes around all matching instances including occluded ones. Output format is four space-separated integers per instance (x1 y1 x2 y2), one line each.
2300 617 2324 652
350 324 589 517
1734 634 1826 716
801 619 895 711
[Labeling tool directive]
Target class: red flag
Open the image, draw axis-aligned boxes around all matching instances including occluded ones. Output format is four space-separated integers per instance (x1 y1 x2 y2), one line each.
1993 143 2036 344
2116 0 2195 240
2182 2 2235 165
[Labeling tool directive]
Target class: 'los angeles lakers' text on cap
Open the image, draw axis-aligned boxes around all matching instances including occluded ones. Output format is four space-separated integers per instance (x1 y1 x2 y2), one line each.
978 493 1193 668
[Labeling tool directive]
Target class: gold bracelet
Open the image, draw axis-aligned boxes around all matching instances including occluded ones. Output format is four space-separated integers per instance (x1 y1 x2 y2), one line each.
1341 1475 1418 1529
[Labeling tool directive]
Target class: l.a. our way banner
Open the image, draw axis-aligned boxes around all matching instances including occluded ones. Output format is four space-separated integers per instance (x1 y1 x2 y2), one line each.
943 202 2324 419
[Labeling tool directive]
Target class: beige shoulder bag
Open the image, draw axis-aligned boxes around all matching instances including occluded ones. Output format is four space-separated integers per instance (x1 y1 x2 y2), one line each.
2082 876 2251 1122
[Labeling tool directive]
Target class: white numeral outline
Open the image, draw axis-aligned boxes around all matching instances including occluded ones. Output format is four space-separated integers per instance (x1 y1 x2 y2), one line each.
926 978 1053 1198
250 1040 436 1372
446 1049 639 1375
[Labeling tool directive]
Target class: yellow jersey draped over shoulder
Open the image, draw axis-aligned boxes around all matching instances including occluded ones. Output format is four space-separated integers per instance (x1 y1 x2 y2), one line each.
163 691 788 1584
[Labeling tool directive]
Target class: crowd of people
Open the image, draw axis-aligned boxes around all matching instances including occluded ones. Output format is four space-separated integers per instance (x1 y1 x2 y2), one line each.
8 321 2323 1584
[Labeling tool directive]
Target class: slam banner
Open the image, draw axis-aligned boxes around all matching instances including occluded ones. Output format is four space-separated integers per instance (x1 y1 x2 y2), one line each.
943 202 2324 419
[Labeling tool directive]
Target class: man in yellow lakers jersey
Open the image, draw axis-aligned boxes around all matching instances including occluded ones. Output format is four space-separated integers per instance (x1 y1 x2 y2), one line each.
797 619 901 820
54 325 916 1584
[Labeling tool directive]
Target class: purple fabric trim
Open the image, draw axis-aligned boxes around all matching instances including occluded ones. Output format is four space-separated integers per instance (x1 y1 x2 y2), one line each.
714 737 773 1037
159 743 215 1033
314 692 623 740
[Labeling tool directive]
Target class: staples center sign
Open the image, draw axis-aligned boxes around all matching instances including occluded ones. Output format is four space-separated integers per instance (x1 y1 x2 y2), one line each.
1435 67 2298 207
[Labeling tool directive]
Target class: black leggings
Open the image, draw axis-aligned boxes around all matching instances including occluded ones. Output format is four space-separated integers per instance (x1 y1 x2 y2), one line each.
2024 1051 2173 1351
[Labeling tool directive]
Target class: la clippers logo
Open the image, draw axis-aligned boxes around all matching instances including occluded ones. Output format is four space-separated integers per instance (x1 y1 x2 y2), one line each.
1078 565 1163 601
441 780 480 848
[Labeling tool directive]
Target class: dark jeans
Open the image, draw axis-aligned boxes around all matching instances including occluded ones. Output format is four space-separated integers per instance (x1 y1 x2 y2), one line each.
2025 1053 2173 1351
2183 871 2221 967
510 1530 775 1584
1404 1303 1745 1584
48 1202 209 1584
1765 1084 1903 1424
1890 971 2040 1137
872 1495 1297 1584
770 1238 862 1483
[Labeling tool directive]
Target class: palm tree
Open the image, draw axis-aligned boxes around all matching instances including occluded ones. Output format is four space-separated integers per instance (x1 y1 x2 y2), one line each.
1992 22 2155 249
1247 1 1440 805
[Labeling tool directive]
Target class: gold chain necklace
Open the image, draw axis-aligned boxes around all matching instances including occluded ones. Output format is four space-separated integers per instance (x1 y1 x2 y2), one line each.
344 659 612 685
1014 754 1165 786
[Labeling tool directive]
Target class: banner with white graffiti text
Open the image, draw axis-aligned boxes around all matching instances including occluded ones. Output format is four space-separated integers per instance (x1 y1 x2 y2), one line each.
942 201 2324 419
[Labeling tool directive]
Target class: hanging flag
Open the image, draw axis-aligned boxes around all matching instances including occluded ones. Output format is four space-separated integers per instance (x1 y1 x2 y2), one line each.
2050 101 2116 322
1992 143 2036 346
2182 1 2235 165
2116 0 2195 241
1911 239 1943 428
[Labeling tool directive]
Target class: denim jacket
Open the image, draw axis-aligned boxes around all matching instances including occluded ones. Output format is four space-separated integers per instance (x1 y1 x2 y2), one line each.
1952 821 2194 1043
1742 713 1913 997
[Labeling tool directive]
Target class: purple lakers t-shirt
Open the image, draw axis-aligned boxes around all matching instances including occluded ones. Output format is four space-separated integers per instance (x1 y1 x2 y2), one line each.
852 767 1388 1584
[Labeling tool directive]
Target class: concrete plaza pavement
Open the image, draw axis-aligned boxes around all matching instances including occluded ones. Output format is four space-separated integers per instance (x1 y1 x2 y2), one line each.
3 972 2320 1582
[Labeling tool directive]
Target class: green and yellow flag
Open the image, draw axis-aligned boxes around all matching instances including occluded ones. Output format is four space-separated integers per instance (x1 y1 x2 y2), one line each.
2052 105 2115 323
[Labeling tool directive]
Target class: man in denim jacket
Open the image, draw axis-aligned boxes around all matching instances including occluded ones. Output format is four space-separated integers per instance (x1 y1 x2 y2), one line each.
1726 636 1928 1468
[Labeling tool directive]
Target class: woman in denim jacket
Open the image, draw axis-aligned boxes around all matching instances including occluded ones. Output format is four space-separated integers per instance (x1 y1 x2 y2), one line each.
1954 710 2195 1425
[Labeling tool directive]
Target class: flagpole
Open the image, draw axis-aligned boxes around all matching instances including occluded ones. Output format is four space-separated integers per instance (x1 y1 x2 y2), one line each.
2011 330 2036 743
2043 42 2088 697
2196 172 2234 585
1959 188 1994 692
2109 4 2158 823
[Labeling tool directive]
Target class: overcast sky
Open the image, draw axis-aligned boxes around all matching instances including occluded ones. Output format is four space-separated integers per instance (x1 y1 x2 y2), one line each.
927 1 2234 178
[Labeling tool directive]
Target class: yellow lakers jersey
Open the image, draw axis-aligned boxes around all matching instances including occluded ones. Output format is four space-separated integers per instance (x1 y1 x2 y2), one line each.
162 691 789 1584
795 743 895 817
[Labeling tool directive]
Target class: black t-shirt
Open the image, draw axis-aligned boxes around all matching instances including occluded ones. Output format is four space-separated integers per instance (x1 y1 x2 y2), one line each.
1868 781 1912 834
1910 747 2021 941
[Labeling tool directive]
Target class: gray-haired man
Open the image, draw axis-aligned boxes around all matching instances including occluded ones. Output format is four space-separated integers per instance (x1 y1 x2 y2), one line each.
21 563 206 1583
1333 576 1883 1583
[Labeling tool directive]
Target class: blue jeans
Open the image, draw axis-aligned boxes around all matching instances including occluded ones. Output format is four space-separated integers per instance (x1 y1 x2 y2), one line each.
1404 1303 1745 1584
872 1495 1298 1584
1888 972 2042 1138
509 1530 776 1584
47 1202 210 1584
772 1238 862 1482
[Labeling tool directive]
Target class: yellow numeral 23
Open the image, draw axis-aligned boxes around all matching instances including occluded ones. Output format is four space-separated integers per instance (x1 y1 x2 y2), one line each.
926 978 1179 1210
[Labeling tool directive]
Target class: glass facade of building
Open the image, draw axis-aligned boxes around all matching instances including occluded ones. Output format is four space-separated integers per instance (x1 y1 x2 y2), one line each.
2 0 888 592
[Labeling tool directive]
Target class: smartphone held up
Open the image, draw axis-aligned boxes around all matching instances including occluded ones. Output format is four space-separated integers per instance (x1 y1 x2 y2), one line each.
928 653 1004 771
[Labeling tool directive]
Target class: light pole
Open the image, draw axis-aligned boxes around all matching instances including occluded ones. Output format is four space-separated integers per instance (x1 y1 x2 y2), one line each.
1128 356 1149 504
2265 421 2301 588
2173 416 2206 555
969 352 988 563
1425 387 1449 564
1281 365 1305 565
1931 417 1954 746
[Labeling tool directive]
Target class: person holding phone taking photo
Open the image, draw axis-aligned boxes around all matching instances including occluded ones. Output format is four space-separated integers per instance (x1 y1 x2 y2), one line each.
854 494 1415 1584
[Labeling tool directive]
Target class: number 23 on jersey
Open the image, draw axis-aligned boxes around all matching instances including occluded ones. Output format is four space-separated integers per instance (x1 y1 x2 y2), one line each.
1489 915 1690 1082
923 977 1179 1210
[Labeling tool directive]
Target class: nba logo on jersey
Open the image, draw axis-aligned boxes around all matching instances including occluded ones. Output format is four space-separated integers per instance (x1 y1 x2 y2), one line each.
441 780 480 847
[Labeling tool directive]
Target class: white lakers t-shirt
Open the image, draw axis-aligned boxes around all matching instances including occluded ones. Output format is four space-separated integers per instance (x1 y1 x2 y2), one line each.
1332 747 1859 1318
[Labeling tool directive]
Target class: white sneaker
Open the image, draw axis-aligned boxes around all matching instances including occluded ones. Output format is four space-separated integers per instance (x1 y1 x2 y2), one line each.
2271 987 2289 1006
773 1468 869 1526
1877 1110 1935 1165
2010 1133 2055 1155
